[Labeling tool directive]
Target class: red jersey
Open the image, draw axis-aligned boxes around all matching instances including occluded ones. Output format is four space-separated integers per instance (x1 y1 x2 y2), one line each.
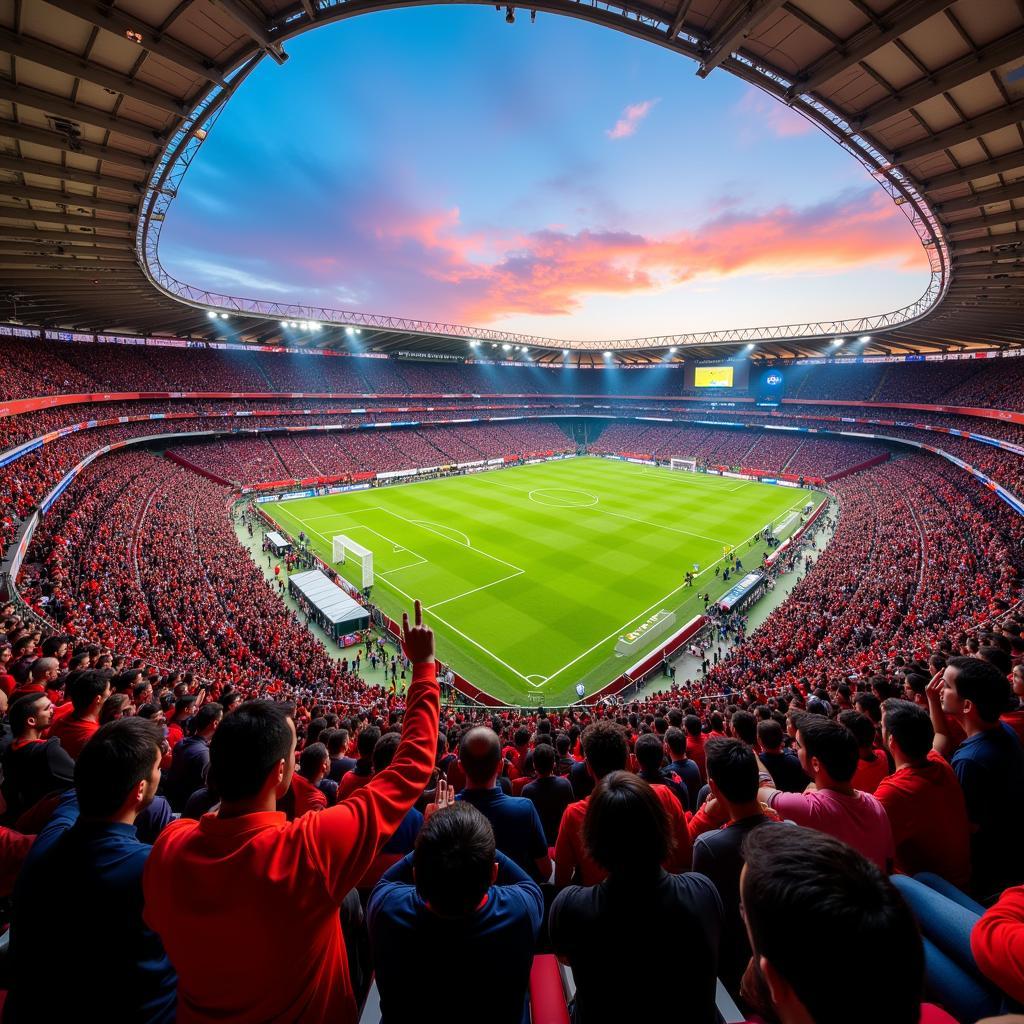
851 749 889 794
873 751 971 888
143 663 439 1024
48 715 98 760
971 884 1024 1004
555 784 692 887
1000 708 1024 747
685 736 707 781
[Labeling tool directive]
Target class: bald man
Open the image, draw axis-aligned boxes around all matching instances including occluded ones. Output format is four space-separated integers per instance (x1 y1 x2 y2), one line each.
456 727 551 882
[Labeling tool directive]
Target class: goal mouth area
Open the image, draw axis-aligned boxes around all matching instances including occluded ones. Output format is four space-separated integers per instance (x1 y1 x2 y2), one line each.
670 458 698 472
332 534 374 590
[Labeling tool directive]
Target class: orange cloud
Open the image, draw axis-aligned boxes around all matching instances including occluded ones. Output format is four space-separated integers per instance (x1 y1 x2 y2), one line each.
606 99 659 140
315 187 926 327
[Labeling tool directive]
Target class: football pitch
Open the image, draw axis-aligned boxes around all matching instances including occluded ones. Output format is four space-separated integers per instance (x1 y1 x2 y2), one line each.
264 457 818 705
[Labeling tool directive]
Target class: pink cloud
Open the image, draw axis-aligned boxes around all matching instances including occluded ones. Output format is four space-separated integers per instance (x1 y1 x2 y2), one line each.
734 87 813 139
341 187 926 325
606 99 659 140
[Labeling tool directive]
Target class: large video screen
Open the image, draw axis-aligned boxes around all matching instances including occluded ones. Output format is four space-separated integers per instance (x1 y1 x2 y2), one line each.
694 365 735 388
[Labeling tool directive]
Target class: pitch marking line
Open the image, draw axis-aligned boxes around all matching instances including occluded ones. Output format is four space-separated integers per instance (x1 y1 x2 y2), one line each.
411 520 471 546
370 507 525 576
372 569 536 685
426 569 525 610
539 494 814 687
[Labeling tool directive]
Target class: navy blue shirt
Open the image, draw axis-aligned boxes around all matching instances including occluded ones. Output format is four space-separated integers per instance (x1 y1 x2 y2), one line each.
951 725 1024 892
8 791 176 1023
522 774 574 846
368 851 543 1024
667 756 703 810
163 735 210 811
457 787 549 882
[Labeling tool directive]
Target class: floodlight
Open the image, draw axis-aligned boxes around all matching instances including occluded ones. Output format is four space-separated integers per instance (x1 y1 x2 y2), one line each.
207 311 217 319
859 335 871 343
833 337 844 346
604 350 612 358
219 313 229 319
746 343 755 351
669 346 677 353
502 343 512 351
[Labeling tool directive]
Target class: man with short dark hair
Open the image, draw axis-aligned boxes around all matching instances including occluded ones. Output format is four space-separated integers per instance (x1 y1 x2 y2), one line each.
326 728 357 783
8 718 176 1023
143 605 439 1023
756 716 894 871
555 720 690 887
163 702 222 812
635 732 689 810
456 727 550 883
931 656 1024 891
522 742 573 846
337 725 380 799
48 670 111 759
756 718 809 793
692 738 781 992
368 803 542 1024
740 826 924 1024
1 691 75 824
874 700 971 888
665 726 701 809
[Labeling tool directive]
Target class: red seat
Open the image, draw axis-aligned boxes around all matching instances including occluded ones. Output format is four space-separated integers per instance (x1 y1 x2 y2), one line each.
529 954 570 1024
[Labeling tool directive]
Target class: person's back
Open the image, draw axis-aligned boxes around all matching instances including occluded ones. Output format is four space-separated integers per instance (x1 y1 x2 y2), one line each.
143 611 439 1024
551 773 721 1024
875 702 971 888
522 745 573 846
757 720 809 793
952 724 1024 890
456 726 550 883
759 717 894 871
8 720 176 1023
368 803 542 1024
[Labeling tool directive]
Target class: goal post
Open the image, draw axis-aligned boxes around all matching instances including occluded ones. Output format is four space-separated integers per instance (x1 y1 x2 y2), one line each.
670 458 698 472
332 535 374 589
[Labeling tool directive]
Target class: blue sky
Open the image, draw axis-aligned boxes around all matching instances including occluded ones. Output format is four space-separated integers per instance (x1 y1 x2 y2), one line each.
159 6 931 341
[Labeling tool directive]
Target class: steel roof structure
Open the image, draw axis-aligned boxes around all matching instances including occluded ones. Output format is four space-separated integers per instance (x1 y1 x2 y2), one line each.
1 0 1023 364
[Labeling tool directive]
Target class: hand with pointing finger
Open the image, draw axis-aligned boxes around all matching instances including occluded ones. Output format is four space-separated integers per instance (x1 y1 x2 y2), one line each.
402 600 435 666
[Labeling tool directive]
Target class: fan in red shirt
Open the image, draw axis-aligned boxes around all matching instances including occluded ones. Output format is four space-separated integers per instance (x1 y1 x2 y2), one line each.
683 715 707 782
555 719 691 887
840 710 890 794
874 700 971 888
142 602 440 1024
48 670 111 760
970 885 1024 1005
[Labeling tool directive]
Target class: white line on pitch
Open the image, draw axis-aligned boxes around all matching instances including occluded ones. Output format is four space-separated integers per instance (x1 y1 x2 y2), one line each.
374 571 535 684
427 570 525 610
372 507 525 575
539 504 810 686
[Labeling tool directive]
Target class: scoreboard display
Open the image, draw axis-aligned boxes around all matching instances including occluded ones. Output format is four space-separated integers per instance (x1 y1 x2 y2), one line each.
694 366 735 388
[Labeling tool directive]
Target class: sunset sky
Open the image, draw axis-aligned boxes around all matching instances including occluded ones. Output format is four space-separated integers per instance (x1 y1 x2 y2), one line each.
159 6 933 342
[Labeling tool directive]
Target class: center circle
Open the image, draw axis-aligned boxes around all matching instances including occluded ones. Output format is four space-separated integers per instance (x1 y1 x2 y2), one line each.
528 488 599 508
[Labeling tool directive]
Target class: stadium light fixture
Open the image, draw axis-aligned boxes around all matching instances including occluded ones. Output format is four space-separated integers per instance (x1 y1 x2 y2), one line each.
604 350 612 358
745 343 755 351
859 335 871 343
219 313 229 320
669 346 677 353
833 338 844 346
207 311 217 319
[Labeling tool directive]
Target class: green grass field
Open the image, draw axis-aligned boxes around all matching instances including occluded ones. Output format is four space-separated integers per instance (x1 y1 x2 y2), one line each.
265 457 817 705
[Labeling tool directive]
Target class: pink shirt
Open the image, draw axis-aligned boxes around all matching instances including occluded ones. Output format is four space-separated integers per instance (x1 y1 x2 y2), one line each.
768 787 895 870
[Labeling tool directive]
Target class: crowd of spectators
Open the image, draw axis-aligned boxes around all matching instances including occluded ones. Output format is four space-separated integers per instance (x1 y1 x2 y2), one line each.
0 586 1022 1022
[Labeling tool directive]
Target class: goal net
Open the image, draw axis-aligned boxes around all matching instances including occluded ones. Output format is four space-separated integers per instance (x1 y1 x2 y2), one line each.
670 458 698 472
332 535 374 589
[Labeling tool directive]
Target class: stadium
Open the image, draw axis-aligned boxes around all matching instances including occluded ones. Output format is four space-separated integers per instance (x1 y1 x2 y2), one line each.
1 1 1024 1022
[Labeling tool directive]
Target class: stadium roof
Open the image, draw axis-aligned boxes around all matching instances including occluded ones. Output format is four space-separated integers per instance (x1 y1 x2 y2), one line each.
1 0 1023 363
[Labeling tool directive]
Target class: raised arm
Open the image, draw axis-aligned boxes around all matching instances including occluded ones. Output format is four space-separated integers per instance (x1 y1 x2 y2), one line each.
301 601 441 901
925 671 954 759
